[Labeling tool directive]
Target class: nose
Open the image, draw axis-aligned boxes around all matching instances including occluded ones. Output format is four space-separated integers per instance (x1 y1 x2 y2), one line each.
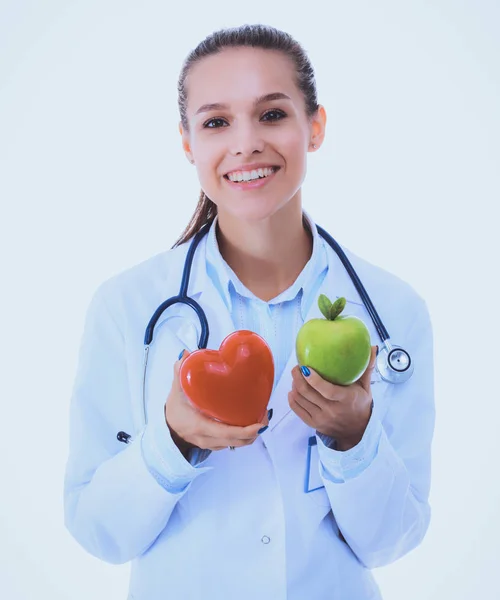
229 119 266 156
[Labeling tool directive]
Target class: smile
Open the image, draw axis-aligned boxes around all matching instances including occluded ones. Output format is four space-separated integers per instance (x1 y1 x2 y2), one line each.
223 167 280 190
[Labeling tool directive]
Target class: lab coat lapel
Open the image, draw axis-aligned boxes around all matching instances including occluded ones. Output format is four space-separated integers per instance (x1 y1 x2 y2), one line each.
144 233 235 431
162 232 235 352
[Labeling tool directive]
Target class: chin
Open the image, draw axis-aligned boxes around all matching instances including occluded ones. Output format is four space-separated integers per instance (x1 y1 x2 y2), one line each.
223 198 289 224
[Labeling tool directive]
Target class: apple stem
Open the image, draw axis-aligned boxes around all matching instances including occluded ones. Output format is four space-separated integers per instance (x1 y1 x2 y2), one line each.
318 294 346 321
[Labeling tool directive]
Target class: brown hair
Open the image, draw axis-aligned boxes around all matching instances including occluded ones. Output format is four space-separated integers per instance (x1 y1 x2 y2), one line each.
172 24 320 248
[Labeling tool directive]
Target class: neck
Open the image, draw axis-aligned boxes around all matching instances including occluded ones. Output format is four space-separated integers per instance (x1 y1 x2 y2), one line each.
215 198 313 302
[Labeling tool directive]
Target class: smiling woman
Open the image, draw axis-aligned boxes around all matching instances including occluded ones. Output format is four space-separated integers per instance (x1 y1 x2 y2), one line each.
174 36 327 295
174 29 325 240
63 23 435 600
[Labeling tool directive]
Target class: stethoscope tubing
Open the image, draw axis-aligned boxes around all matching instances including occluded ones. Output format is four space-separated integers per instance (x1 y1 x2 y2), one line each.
137 220 412 427
144 222 212 347
315 225 389 342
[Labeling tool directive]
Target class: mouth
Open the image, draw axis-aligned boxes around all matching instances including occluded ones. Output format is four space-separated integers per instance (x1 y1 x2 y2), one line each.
223 166 281 189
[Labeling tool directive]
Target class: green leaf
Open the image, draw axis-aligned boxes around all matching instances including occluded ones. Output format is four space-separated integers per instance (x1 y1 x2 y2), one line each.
330 297 346 320
318 294 333 320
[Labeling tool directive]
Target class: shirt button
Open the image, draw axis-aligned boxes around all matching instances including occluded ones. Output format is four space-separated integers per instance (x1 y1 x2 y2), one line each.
261 536 270 544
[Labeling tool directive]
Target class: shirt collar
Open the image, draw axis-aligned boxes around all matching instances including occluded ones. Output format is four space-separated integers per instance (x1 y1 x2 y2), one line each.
205 209 328 319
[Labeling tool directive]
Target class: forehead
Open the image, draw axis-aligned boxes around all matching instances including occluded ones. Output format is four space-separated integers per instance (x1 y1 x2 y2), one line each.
186 47 299 114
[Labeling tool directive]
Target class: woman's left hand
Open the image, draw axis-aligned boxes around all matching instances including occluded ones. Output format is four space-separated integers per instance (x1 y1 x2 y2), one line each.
289 345 378 451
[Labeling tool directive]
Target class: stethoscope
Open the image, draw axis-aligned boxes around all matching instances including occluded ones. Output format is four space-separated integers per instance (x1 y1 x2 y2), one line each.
116 220 413 445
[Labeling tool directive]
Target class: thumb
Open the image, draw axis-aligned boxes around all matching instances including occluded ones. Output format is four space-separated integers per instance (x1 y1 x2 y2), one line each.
359 345 378 392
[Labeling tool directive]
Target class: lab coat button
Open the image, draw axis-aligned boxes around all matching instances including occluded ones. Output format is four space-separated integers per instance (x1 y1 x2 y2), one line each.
261 536 270 544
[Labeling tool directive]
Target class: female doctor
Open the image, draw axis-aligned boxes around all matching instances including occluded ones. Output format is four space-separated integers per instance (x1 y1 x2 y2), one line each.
64 24 435 600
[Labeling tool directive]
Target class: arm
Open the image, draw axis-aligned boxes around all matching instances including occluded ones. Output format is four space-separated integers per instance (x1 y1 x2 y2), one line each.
316 297 435 569
63 282 212 565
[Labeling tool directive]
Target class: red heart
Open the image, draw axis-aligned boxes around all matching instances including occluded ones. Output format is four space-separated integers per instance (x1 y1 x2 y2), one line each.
179 330 274 427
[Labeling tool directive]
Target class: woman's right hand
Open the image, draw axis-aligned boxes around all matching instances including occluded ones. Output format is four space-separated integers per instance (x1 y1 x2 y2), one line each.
164 350 270 454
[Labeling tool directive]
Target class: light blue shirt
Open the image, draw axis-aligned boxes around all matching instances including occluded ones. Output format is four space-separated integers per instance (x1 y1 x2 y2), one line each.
205 213 329 390
141 212 381 492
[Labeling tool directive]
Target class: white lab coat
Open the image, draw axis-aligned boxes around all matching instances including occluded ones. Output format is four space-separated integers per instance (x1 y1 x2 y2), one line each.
64 223 435 600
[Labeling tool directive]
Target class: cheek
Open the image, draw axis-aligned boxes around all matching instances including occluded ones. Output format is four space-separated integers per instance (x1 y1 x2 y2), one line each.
278 132 308 186
191 135 222 169
283 128 308 149
279 126 309 156
192 148 225 193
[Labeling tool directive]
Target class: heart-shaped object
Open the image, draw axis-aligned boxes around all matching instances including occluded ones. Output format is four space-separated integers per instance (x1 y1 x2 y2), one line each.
179 330 274 427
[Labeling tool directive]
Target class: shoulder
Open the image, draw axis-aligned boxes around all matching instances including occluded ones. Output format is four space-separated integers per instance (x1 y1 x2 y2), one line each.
313 216 425 312
89 241 192 321
336 244 430 334
344 245 424 305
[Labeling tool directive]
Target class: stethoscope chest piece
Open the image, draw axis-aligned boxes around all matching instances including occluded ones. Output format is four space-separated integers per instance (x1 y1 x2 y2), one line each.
376 344 414 384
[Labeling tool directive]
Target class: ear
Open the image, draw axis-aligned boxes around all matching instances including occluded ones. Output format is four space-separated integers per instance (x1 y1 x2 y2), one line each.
179 121 193 163
309 104 327 151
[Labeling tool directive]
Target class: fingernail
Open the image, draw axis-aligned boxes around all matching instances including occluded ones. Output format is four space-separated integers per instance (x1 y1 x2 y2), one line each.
301 366 310 377
267 408 273 421
258 425 268 435
178 349 185 360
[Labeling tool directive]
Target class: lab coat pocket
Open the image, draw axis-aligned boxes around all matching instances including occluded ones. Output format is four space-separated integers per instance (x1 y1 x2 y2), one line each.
304 436 332 508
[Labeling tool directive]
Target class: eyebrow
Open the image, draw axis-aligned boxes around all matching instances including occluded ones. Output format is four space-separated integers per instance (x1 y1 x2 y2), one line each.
194 92 292 116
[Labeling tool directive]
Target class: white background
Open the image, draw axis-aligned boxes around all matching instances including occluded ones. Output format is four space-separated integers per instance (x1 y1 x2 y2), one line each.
1 1 499 598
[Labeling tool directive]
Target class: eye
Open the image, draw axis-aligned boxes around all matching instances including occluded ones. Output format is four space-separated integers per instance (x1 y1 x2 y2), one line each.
202 109 287 129
203 117 227 129
261 109 287 122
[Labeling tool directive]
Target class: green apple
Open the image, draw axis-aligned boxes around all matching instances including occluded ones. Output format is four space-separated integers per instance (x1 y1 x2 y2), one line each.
296 295 371 385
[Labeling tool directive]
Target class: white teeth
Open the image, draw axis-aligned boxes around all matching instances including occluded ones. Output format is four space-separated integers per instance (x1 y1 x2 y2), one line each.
227 167 276 182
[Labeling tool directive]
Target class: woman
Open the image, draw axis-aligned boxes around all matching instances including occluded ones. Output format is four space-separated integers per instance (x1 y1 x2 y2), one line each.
64 24 435 600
